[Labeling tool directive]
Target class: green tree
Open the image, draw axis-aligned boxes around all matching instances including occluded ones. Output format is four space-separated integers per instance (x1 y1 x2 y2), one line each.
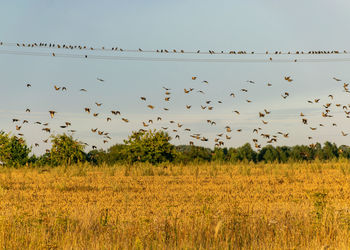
276 146 291 163
227 147 239 163
175 145 212 163
49 134 86 166
0 131 31 167
34 152 51 166
87 149 107 165
339 145 350 159
123 129 177 164
290 145 313 161
105 144 128 164
212 147 227 162
236 143 257 163
321 141 338 160
258 145 279 163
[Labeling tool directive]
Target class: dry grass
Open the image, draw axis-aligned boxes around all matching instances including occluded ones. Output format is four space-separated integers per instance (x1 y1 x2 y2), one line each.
0 161 350 249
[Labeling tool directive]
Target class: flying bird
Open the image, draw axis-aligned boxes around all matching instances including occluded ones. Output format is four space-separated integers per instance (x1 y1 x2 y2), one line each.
49 110 56 118
284 76 293 82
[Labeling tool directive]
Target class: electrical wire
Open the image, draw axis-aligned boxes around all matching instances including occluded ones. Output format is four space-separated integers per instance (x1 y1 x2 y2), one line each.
0 41 348 56
2 49 350 63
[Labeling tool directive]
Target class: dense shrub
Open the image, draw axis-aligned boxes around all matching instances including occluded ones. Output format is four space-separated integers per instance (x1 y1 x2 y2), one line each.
0 131 31 167
49 134 86 166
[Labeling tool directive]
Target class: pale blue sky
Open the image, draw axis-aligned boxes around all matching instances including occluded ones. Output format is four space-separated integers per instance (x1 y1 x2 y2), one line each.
1 0 350 154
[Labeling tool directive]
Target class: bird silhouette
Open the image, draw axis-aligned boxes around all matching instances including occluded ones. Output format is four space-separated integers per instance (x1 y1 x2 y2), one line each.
284 76 293 82
49 111 56 118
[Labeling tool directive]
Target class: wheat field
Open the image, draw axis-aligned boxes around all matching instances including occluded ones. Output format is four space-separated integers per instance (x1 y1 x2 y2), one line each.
0 161 350 249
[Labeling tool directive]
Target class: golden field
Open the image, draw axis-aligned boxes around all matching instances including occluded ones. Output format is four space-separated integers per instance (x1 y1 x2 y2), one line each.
1 161 350 249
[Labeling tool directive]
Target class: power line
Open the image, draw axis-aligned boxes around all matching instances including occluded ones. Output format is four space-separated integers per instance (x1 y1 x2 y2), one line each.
2 49 350 63
0 41 348 56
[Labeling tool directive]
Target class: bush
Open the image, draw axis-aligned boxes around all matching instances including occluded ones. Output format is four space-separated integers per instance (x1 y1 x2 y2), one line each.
0 131 31 167
49 134 86 166
105 144 128 164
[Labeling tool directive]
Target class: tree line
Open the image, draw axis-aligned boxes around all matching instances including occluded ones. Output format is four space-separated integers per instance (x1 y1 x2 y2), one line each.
0 130 349 167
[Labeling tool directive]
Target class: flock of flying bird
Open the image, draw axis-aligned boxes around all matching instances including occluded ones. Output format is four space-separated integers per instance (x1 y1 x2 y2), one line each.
8 74 350 153
12 77 128 153
135 76 350 150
